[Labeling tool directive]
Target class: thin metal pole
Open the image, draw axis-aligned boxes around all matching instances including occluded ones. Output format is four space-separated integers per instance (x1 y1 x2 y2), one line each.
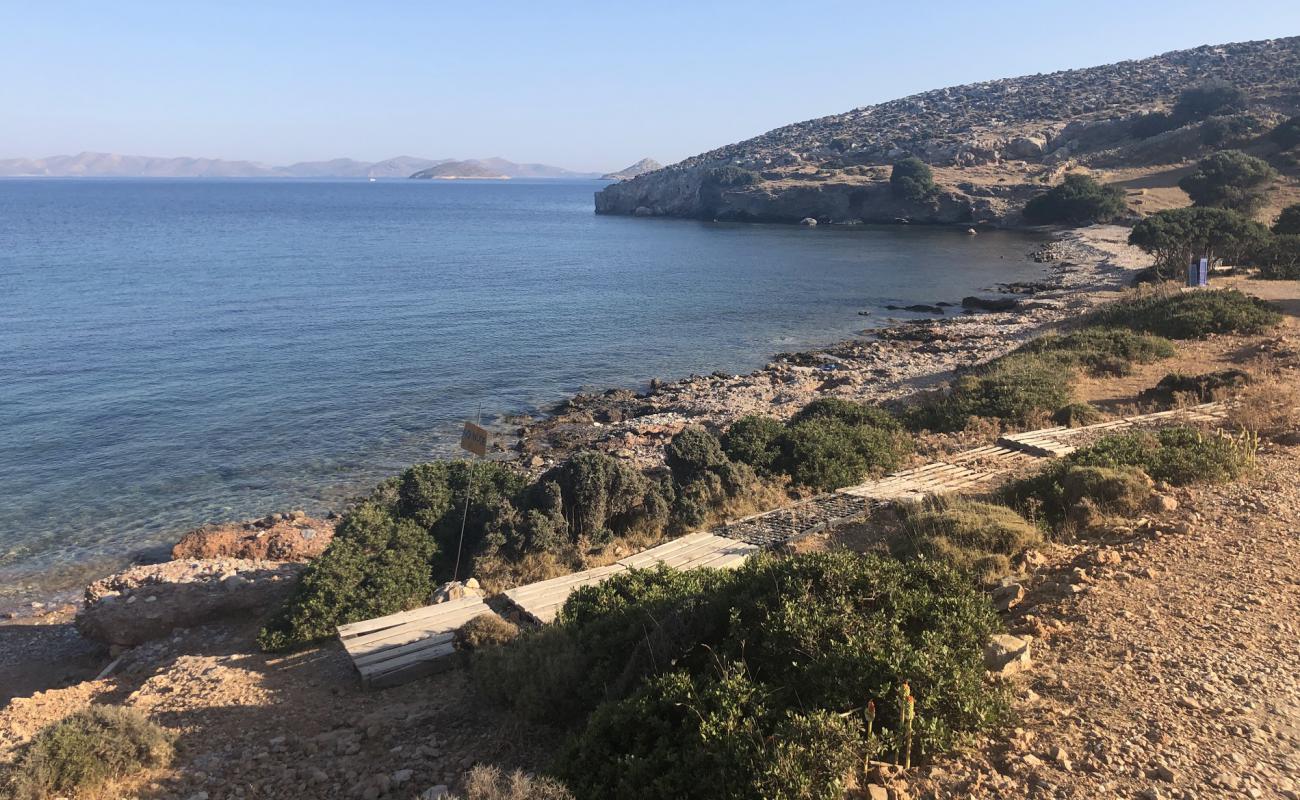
451 403 483 583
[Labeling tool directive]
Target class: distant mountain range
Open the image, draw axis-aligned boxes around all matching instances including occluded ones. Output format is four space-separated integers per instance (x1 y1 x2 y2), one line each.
0 152 604 179
601 158 662 180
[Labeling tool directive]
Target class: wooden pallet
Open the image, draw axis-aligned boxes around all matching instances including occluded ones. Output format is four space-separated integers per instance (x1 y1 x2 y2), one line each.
618 532 759 571
501 564 627 626
337 595 493 689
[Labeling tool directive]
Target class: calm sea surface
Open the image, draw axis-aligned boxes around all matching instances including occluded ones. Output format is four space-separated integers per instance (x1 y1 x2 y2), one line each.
0 178 1046 601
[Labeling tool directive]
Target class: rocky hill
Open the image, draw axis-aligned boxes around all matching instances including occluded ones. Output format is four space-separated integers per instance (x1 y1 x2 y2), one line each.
596 36 1300 225
601 157 663 180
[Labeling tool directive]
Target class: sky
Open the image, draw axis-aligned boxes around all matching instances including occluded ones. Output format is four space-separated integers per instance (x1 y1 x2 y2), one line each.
2 1 1299 172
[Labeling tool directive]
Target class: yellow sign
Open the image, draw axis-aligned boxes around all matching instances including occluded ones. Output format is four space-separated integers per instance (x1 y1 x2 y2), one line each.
459 421 489 456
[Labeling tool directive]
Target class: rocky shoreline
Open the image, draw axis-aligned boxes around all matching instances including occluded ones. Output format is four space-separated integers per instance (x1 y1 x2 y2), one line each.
0 226 1142 624
510 226 1142 473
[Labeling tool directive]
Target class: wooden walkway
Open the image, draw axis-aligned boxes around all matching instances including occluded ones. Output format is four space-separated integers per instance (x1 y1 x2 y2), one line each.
338 401 1228 687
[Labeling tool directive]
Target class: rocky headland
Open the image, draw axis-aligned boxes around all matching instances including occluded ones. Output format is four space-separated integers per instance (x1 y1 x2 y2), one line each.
595 36 1300 225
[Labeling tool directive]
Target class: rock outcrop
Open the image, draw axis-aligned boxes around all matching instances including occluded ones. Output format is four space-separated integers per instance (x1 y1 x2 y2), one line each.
76 559 303 646
596 36 1300 225
171 512 334 561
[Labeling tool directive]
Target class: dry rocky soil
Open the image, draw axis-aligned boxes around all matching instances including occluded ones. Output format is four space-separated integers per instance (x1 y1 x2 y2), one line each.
3 241 1300 799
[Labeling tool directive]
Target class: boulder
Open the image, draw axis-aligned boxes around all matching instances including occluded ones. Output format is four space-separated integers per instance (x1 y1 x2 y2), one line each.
172 514 335 561
799 217 818 226
984 633 1034 676
961 295 1020 312
76 559 303 646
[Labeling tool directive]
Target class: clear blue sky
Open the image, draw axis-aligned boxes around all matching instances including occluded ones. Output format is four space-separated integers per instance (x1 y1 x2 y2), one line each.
3 0 1297 171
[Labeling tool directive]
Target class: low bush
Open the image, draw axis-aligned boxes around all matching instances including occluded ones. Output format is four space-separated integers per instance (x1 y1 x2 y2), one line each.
721 415 784 475
891 498 1042 584
1007 426 1251 526
1019 327 1176 375
5 706 174 800
1005 463 1153 527
1072 426 1252 485
1085 288 1281 339
1138 369 1250 404
1052 402 1104 427
258 503 436 650
493 552 1007 800
721 400 911 491
1178 150 1277 214
890 157 937 202
906 327 1174 433
1227 373 1300 441
1273 204 1300 236
1022 173 1126 225
1172 81 1247 123
1271 115 1300 151
455 613 520 653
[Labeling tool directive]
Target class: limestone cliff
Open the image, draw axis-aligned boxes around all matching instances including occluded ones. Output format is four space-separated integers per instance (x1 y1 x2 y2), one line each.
596 36 1300 225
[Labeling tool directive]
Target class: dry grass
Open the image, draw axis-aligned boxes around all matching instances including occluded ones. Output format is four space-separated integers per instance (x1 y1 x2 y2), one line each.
1227 371 1300 441
456 764 574 800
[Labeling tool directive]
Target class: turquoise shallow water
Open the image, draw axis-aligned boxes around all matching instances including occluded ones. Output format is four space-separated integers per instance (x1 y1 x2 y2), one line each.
0 178 1046 600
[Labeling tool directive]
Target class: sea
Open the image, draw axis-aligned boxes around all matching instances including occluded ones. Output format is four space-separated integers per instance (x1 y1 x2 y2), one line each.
0 178 1048 604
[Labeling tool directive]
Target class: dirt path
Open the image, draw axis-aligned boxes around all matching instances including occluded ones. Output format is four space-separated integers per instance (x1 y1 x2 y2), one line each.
908 448 1300 799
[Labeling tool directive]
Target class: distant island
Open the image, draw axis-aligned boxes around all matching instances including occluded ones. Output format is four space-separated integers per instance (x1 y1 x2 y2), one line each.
601 157 662 181
0 152 603 180
407 158 600 180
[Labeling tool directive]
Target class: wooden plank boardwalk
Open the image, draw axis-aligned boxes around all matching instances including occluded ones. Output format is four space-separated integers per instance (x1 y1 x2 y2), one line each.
501 564 627 626
336 595 492 689
338 400 1229 687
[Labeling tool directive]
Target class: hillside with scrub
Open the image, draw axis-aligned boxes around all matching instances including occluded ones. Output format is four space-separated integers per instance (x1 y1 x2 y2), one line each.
596 36 1300 226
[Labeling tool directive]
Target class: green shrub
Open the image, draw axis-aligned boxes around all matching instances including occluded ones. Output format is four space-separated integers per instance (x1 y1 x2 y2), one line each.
258 503 435 650
1274 204 1300 236
1254 233 1300 280
1271 115 1300 151
890 157 937 202
503 552 1007 799
664 426 728 484
6 706 174 800
1085 288 1281 339
558 666 861 800
1019 327 1176 375
1131 111 1178 139
540 451 655 543
1172 81 1247 122
1128 207 1268 277
1178 150 1277 214
1139 369 1250 403
953 354 1073 424
1072 426 1251 485
721 415 785 475
778 415 911 491
1199 114 1263 147
892 498 1042 584
1005 463 1153 526
789 397 904 431
1052 402 1104 427
1022 173 1126 225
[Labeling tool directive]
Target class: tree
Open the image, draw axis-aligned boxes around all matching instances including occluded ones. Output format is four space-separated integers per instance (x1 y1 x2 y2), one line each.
1270 116 1300 151
1128 207 1267 277
890 157 936 202
1253 234 1300 280
1172 81 1247 123
1177 150 1277 213
1273 203 1300 235
1022 173 1127 225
